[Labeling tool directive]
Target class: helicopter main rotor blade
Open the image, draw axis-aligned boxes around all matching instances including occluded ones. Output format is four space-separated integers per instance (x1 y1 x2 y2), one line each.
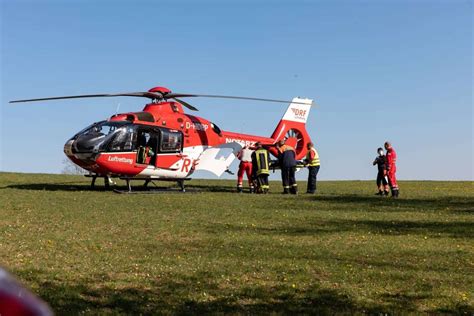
10 90 311 113
165 93 310 105
173 98 199 111
9 92 164 104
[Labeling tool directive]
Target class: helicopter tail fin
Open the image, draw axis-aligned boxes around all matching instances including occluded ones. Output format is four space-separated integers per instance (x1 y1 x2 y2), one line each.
270 97 314 160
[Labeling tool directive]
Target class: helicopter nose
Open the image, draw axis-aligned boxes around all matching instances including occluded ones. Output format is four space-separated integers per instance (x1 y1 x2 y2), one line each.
73 134 105 153
64 139 74 156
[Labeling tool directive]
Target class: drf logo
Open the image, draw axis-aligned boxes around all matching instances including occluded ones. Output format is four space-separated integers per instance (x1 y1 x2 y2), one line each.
291 108 307 119
181 158 196 173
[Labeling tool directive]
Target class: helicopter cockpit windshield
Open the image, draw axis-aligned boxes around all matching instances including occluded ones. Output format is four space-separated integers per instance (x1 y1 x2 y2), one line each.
71 121 137 153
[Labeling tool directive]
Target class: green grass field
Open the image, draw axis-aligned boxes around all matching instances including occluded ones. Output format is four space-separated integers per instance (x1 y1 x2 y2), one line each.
0 172 472 315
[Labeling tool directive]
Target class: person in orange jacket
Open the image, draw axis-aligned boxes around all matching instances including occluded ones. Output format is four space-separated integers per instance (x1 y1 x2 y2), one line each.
276 139 298 194
384 141 399 197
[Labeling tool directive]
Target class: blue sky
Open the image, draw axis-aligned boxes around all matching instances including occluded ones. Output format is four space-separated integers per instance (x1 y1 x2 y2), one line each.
1 0 472 180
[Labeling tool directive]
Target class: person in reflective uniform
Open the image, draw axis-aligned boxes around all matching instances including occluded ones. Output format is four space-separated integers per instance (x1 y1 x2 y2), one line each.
384 141 399 197
276 139 298 194
236 145 254 193
304 142 320 194
251 142 270 194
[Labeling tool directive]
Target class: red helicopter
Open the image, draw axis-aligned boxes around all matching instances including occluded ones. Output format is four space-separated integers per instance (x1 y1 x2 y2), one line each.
10 87 313 192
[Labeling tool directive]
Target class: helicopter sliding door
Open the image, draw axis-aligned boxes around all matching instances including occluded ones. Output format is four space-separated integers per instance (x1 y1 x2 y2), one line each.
155 129 183 170
135 127 183 170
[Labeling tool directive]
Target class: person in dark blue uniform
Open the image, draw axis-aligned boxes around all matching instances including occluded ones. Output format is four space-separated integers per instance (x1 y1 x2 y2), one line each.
276 140 298 194
373 147 389 196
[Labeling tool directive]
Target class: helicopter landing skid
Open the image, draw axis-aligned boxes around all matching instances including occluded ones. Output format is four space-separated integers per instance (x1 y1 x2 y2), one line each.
85 174 192 193
112 187 198 194
113 177 192 194
86 174 115 190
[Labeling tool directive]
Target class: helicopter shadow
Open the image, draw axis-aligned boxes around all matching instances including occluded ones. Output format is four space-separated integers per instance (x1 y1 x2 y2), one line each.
2 182 101 192
2 181 234 193
186 183 236 193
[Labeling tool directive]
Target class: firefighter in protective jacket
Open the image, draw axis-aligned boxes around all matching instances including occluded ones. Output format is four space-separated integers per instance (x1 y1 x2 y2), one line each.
251 142 270 194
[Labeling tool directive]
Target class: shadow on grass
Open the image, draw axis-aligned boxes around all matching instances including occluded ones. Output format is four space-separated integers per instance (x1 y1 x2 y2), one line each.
187 183 236 193
12 269 434 315
2 181 184 192
311 194 474 215
212 217 473 239
2 181 236 193
2 182 96 191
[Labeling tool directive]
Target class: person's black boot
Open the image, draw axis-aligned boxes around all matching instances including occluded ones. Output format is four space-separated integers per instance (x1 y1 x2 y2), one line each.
237 186 243 193
384 190 389 196
394 189 399 198
283 188 290 194
375 190 383 196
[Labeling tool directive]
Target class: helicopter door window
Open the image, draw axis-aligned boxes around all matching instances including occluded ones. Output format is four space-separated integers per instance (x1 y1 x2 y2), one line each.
159 130 183 153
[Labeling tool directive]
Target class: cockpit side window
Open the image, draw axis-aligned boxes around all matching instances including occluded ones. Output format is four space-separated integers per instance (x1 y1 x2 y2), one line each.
108 126 137 152
160 130 183 153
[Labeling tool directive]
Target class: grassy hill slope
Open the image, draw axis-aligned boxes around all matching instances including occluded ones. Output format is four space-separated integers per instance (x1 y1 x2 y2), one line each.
0 173 472 314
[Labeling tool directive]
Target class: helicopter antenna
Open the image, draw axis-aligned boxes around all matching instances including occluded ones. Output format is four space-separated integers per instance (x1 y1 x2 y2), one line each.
115 103 121 115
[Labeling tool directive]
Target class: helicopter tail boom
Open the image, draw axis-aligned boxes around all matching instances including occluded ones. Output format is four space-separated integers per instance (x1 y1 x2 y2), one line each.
270 97 314 160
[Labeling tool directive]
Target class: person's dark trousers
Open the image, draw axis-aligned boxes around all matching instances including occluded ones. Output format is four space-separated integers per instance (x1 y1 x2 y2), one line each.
281 167 290 193
307 165 320 193
288 167 298 194
257 175 269 193
257 174 269 187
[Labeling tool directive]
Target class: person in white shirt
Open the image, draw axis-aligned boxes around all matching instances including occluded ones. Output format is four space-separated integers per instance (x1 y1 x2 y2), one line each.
236 145 254 193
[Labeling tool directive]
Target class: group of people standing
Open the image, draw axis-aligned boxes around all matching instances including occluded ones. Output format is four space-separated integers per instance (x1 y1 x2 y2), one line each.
236 142 270 194
236 139 321 194
372 141 399 197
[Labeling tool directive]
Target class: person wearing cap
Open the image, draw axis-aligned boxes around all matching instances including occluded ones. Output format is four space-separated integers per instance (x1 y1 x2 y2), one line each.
384 141 399 197
251 142 270 193
276 139 298 194
236 144 254 193
373 147 389 196
304 142 320 194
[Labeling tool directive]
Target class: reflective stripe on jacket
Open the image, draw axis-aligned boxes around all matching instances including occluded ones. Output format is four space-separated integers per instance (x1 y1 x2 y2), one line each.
253 149 270 175
306 147 320 166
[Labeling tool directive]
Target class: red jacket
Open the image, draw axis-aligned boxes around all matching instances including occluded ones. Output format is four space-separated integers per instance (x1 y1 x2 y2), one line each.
386 147 397 170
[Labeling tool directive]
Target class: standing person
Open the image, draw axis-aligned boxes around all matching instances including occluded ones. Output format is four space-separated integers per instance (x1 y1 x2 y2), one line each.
251 142 270 194
384 141 399 197
276 140 298 194
304 142 320 194
373 147 389 196
236 145 254 193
